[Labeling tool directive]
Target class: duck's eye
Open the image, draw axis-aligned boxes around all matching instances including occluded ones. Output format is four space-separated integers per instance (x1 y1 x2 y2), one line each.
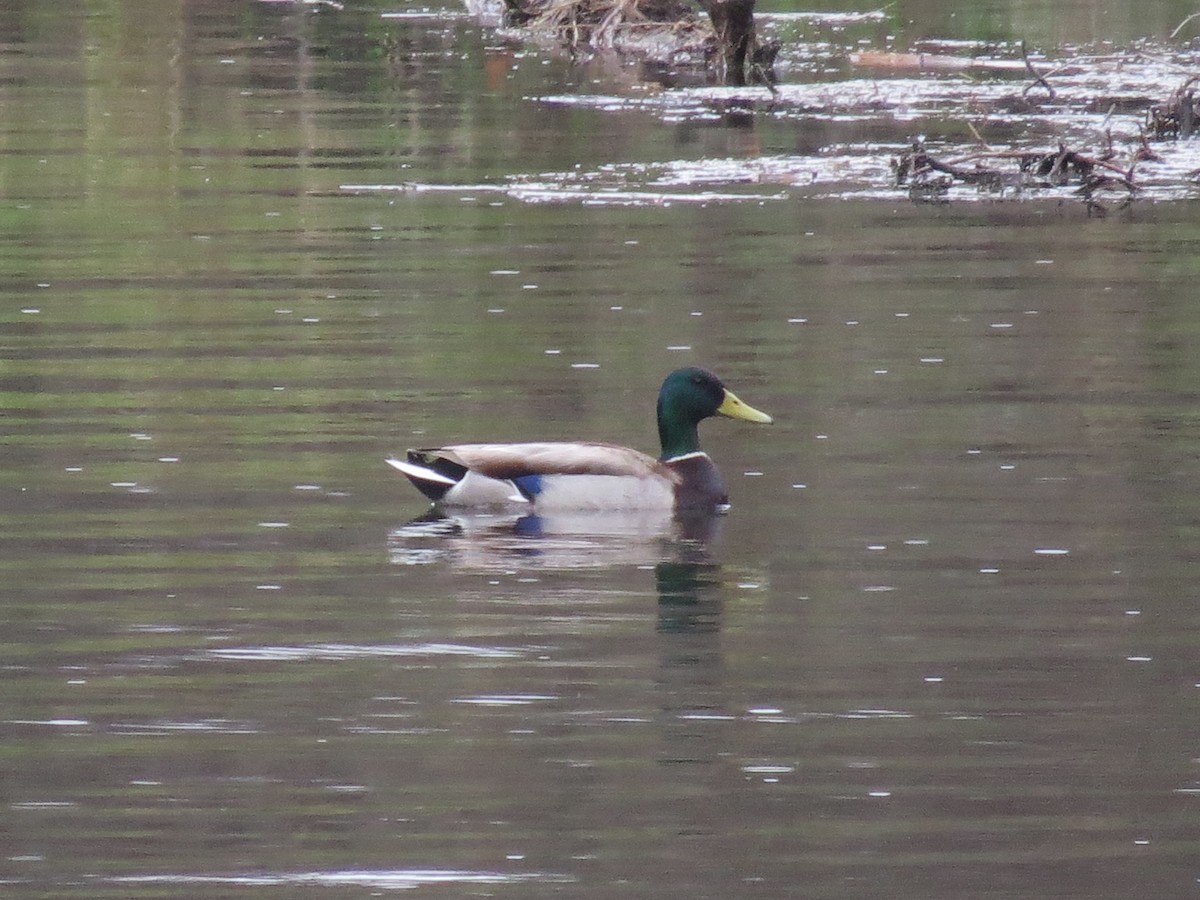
691 375 703 385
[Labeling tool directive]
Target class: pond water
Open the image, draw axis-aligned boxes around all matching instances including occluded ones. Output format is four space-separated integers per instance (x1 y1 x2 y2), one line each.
4 1 1200 897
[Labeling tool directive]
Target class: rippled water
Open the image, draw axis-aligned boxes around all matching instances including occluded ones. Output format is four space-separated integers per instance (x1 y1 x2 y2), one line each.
4 1 1200 897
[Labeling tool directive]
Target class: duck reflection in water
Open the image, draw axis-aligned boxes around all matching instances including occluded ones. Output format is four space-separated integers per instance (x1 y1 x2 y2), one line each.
387 506 724 570
655 556 723 634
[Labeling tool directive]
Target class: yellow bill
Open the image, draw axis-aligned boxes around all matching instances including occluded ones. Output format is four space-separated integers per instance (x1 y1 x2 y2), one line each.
717 389 773 424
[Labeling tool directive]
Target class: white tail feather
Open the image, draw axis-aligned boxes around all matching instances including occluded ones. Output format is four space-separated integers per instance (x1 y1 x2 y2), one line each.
385 457 456 485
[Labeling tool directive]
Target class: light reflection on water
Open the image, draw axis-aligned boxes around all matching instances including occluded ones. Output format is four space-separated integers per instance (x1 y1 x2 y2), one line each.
206 642 527 660
108 868 576 888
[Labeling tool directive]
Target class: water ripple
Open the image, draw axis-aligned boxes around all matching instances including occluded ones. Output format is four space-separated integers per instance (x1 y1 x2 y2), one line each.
107 868 576 888
109 719 259 735
342 181 787 206
205 642 525 661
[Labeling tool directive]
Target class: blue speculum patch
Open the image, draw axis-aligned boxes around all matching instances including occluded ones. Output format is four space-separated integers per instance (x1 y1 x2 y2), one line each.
513 473 544 497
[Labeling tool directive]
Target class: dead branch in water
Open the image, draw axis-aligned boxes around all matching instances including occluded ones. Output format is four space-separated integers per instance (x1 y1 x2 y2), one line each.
1146 74 1200 138
1170 10 1200 39
894 142 1143 208
1019 40 1055 100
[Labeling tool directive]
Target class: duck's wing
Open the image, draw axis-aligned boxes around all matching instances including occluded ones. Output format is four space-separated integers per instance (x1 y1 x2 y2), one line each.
436 442 667 480
388 443 676 509
386 453 529 505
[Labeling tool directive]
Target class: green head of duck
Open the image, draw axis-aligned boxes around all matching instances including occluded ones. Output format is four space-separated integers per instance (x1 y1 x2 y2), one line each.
656 367 773 461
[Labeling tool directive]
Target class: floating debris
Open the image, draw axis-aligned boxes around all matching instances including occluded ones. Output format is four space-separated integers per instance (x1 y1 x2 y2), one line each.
893 139 1151 212
1147 74 1200 138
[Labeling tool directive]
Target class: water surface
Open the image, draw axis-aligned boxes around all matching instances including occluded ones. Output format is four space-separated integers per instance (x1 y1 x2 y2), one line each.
3 1 1200 897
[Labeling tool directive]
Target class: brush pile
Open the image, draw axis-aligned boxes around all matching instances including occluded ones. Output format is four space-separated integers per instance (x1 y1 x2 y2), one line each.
501 0 715 62
887 61 1200 209
1146 75 1200 138
893 140 1163 211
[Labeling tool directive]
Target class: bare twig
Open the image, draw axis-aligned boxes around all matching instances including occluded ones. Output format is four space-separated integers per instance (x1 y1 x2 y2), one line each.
1170 10 1200 39
965 120 990 149
1020 40 1056 100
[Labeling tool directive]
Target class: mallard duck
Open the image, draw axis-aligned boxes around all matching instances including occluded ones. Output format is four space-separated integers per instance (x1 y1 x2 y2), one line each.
386 367 772 511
